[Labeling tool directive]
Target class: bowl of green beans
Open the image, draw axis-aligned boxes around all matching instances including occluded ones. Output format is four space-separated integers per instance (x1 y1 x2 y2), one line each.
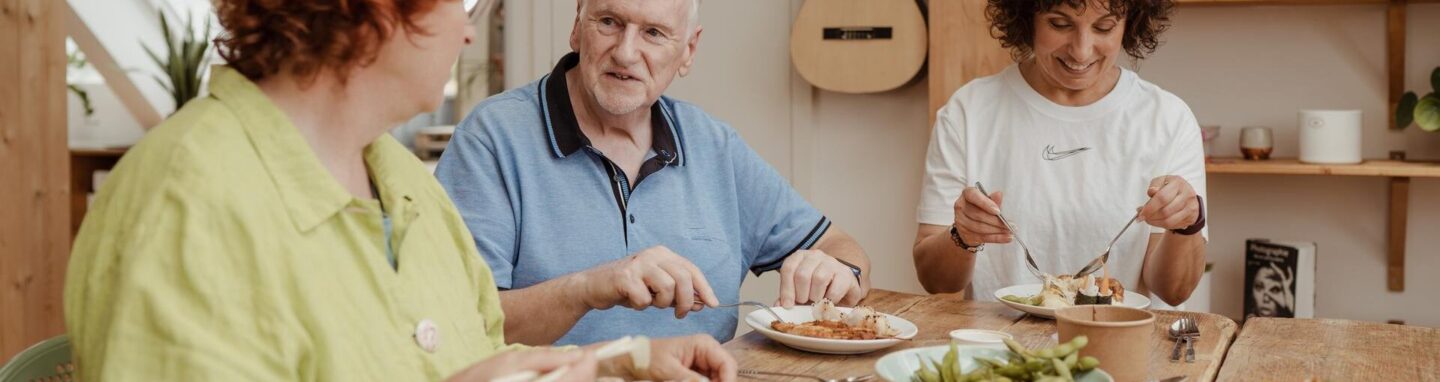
873 335 1113 382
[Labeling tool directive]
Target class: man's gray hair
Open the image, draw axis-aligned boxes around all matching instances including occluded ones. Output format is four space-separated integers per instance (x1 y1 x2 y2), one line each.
687 0 701 30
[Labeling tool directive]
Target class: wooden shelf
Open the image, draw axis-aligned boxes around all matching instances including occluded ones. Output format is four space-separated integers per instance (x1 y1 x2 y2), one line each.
1206 158 1440 177
1207 157 1420 292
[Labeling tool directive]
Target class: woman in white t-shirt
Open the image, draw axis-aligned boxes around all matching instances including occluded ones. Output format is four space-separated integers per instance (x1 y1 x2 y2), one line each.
912 0 1206 307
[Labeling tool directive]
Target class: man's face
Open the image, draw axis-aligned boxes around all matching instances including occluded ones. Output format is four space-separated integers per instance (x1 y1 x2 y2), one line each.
569 0 701 116
1252 268 1284 317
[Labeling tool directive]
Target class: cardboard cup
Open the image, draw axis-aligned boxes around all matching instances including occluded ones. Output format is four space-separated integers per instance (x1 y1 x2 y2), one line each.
1056 305 1155 382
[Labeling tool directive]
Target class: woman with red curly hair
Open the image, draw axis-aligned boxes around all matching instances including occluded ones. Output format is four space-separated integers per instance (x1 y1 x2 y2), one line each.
911 0 1208 309
63 0 736 380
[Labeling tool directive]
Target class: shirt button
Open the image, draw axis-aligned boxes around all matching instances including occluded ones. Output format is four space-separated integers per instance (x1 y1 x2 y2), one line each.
414 319 439 353
629 214 636 224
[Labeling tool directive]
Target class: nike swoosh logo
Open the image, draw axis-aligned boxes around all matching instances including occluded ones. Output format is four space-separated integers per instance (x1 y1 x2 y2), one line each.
1043 145 1091 161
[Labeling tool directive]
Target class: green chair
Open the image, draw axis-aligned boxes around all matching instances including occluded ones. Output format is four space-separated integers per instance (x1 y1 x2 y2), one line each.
0 335 75 382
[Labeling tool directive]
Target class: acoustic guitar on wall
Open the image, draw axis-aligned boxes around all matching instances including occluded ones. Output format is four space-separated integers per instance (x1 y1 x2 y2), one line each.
790 0 929 94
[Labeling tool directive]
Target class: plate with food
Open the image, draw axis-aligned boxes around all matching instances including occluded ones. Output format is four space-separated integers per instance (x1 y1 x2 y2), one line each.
873 336 1113 382
743 298 918 354
994 274 1150 319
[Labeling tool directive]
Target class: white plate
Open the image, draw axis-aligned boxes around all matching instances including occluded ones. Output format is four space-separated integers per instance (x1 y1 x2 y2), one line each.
743 306 917 355
874 345 1114 382
993 283 1151 319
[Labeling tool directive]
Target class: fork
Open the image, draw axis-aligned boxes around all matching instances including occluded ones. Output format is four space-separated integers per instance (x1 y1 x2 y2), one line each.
1073 178 1170 279
1182 316 1200 363
1073 211 1141 279
739 369 875 382
974 182 1045 280
712 301 791 324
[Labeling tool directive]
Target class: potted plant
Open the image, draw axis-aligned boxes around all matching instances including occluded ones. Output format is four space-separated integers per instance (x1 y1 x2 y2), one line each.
67 47 95 119
142 11 212 113
1395 66 1439 131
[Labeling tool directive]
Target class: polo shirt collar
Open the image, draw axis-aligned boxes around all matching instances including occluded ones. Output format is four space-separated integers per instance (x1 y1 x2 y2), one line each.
539 52 685 166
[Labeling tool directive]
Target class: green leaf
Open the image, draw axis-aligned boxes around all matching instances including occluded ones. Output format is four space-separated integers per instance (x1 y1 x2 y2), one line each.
1418 94 1440 132
153 75 173 94
1396 92 1418 129
1431 66 1439 94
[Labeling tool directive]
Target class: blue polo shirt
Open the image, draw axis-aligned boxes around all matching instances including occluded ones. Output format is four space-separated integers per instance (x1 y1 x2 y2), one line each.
435 52 831 345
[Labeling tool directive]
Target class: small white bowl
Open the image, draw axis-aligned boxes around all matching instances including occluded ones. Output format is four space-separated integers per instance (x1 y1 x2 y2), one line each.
949 329 1013 349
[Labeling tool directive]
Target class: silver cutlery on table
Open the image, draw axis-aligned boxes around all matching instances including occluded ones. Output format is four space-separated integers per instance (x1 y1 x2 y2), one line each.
1167 319 1187 361
738 369 874 382
1182 316 1200 363
974 182 1045 280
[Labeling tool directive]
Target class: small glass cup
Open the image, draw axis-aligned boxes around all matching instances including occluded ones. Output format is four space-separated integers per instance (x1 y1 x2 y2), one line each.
1201 125 1221 161
1239 126 1273 160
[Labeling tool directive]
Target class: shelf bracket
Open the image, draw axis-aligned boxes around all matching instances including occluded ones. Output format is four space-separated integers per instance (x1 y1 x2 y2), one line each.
1388 176 1408 291
1387 0 1406 130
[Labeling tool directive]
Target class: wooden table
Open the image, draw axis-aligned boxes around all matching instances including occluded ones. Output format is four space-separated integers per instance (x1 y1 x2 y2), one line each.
725 289 1238 381
1216 317 1440 381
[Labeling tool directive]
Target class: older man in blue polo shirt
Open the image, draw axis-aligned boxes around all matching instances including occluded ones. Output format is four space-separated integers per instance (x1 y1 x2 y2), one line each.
436 0 872 346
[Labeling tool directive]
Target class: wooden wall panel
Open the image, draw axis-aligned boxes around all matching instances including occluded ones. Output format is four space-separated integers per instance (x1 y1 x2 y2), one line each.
1 0 70 360
927 0 1010 127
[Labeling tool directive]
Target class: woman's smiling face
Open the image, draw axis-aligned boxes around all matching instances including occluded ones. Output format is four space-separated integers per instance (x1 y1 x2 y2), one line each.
1029 0 1125 92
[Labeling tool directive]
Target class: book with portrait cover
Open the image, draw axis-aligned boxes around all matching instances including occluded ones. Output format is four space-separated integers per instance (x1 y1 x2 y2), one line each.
1243 239 1316 321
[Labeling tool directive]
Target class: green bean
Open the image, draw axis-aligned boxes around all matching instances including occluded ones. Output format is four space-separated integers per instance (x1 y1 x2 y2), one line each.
995 364 1028 379
1051 358 1072 381
916 355 940 382
1024 358 1046 372
911 334 1101 382
1033 348 1055 359
1050 343 1073 358
943 344 960 382
1003 338 1032 357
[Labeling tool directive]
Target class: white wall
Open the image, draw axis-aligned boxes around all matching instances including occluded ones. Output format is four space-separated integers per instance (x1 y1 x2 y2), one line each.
518 1 1440 327
1136 4 1440 325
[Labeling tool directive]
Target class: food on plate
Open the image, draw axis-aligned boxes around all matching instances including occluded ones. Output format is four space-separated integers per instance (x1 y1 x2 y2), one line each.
910 335 1099 382
1001 274 1126 308
769 298 899 340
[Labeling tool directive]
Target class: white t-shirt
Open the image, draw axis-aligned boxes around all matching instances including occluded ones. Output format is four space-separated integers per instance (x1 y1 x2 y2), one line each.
917 64 1208 303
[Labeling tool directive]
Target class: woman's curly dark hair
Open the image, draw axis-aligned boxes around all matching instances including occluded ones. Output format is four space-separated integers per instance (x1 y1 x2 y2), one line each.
215 0 441 83
986 0 1174 61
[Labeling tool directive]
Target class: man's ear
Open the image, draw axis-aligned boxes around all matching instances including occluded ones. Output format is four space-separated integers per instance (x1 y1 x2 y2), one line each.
569 1 583 51
569 23 582 52
677 25 703 77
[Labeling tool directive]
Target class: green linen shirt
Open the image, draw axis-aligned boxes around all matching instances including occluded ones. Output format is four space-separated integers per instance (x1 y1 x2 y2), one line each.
64 66 522 381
